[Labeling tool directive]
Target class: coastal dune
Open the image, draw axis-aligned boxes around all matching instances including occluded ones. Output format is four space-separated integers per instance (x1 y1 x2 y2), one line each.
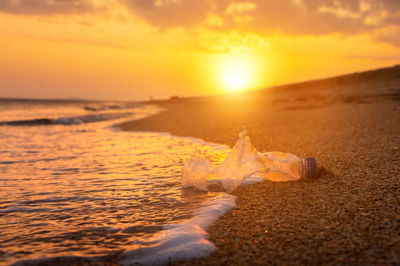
119 65 400 265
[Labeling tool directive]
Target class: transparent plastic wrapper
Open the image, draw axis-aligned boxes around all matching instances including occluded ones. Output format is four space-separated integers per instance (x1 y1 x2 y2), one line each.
182 129 306 193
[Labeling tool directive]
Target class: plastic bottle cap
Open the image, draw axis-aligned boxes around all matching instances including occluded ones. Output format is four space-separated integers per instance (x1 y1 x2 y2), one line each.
302 157 317 179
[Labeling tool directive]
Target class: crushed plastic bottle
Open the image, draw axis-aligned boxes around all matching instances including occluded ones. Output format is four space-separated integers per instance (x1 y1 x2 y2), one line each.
182 128 316 193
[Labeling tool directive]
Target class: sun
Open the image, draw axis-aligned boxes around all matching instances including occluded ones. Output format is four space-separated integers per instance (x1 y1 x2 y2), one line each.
220 57 252 92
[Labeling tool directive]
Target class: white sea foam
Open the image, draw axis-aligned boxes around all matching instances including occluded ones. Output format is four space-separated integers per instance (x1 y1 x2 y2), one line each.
120 193 236 265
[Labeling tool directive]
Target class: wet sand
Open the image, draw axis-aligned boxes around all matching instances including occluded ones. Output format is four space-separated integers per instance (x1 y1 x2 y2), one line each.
119 66 400 265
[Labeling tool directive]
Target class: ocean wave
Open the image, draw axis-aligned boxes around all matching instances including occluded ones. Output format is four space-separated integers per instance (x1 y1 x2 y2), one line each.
120 193 236 265
83 103 138 112
0 156 78 165
0 112 134 126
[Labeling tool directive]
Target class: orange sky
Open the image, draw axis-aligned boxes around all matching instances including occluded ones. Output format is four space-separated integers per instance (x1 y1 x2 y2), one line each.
0 0 400 101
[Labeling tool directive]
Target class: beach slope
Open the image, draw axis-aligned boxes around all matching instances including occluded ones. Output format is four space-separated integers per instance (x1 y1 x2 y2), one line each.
119 65 400 265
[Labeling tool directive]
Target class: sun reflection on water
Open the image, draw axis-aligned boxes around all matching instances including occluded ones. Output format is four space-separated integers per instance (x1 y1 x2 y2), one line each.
0 105 229 264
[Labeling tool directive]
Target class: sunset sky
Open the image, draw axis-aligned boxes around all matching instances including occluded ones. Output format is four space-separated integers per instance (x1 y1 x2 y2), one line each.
1 0 400 101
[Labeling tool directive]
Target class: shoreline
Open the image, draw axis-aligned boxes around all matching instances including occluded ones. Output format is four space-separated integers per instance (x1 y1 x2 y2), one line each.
118 67 400 264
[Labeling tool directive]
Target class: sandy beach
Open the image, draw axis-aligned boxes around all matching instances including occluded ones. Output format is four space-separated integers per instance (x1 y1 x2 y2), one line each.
3 0 400 264
119 66 400 265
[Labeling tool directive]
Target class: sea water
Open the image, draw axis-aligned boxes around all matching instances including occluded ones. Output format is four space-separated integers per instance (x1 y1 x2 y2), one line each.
0 99 234 265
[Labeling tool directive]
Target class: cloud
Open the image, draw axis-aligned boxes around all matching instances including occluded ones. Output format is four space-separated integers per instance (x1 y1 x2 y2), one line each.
121 0 399 37
318 3 361 19
1 0 400 47
123 0 213 29
0 0 95 15
225 2 256 15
